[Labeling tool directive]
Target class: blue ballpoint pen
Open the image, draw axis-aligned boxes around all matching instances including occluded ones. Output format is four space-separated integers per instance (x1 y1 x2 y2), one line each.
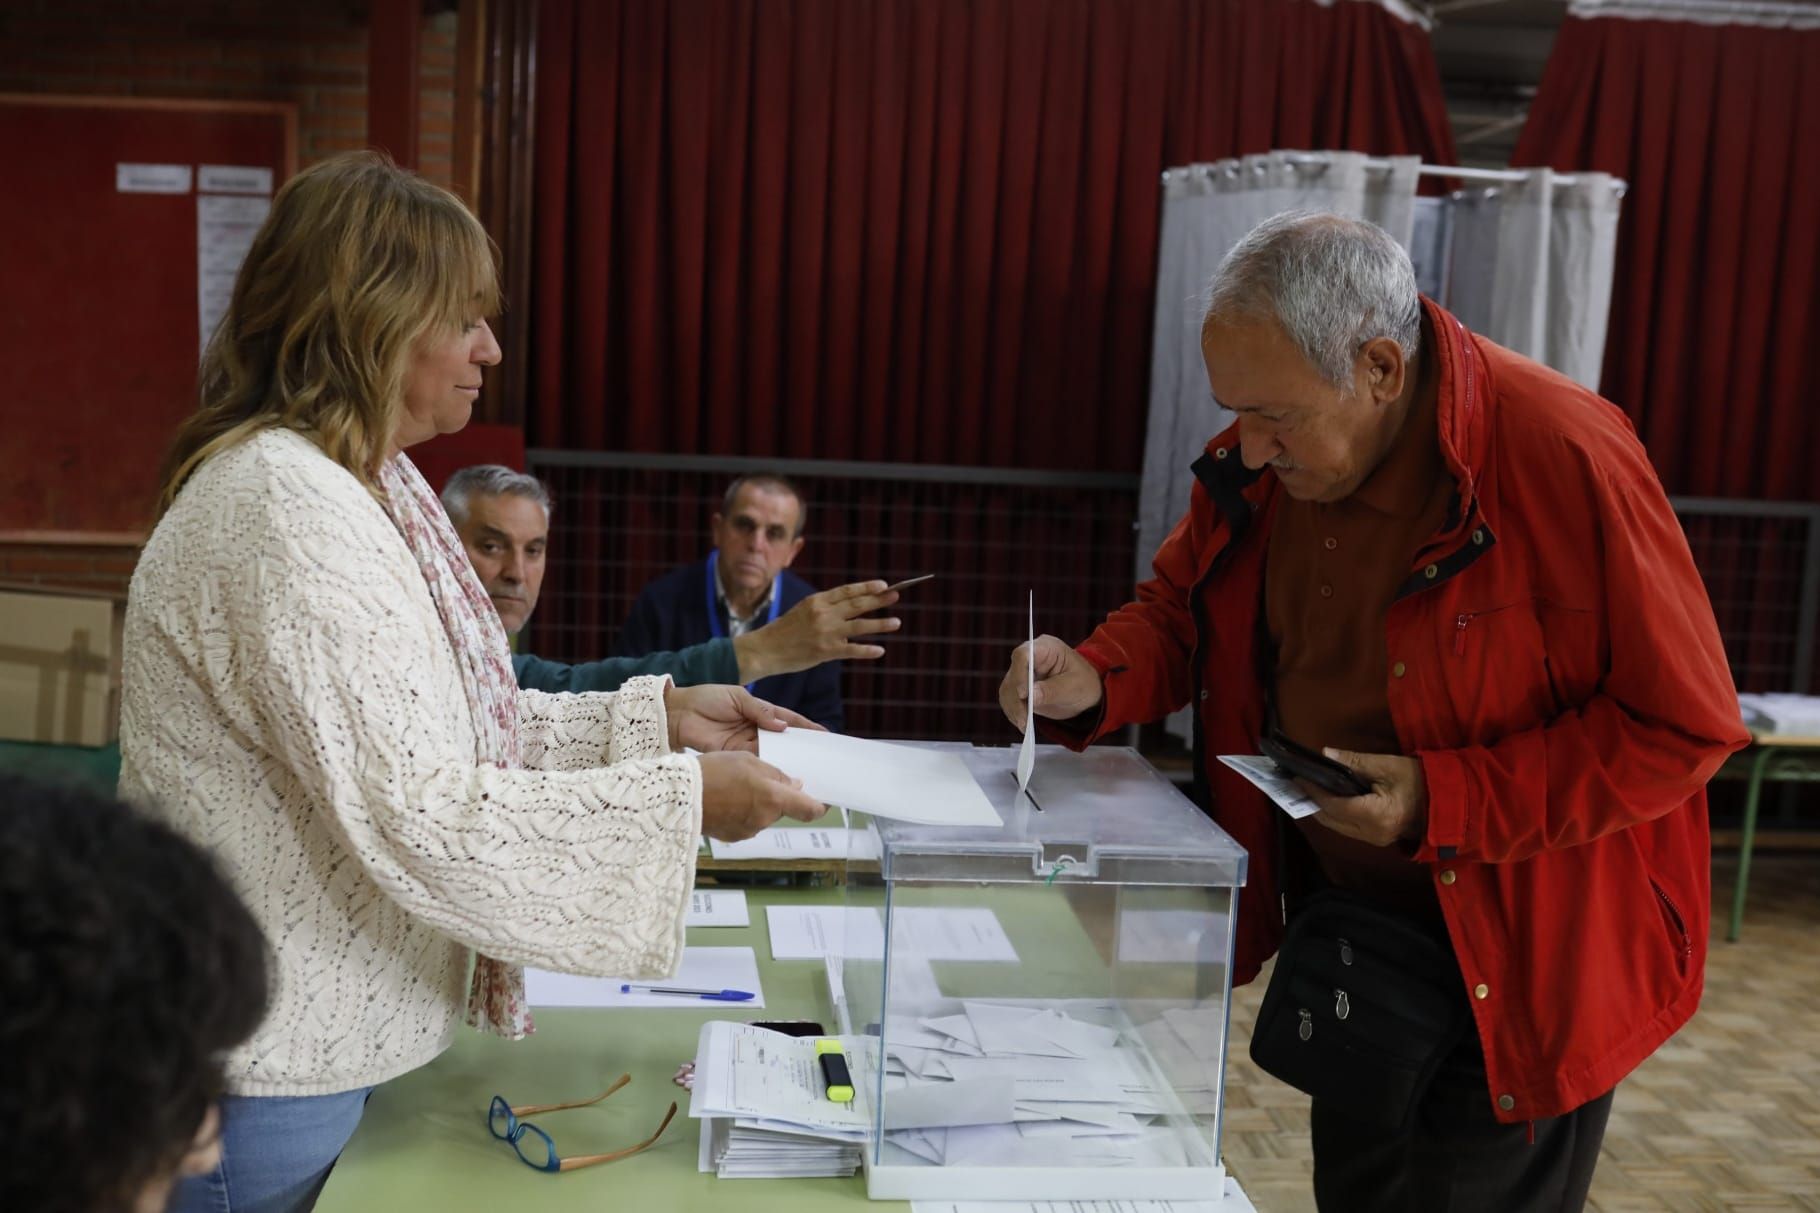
619 984 755 1002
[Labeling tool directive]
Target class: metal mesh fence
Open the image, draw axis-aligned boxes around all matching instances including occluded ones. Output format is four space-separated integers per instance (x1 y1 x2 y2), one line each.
1672 500 1820 696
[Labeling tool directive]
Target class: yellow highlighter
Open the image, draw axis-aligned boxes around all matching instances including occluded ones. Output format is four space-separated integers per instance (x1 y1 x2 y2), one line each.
816 1038 854 1103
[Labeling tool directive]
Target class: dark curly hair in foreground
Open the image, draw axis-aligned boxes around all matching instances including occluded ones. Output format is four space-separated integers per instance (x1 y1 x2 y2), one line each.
0 776 269 1213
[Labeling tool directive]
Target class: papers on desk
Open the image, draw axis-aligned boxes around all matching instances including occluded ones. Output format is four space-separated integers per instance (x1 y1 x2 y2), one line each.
690 1021 870 1178
758 728 1004 827
764 905 1019 963
871 998 1224 1169
1739 693 1820 737
524 947 764 1008
687 889 750 927
708 826 882 862
912 1179 1255 1212
1217 754 1320 819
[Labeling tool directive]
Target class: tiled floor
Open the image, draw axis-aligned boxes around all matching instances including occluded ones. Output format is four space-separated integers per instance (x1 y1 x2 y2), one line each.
1222 855 1820 1213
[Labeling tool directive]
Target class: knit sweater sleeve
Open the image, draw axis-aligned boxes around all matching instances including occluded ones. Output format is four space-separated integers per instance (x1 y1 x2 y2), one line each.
232 512 702 981
516 676 675 771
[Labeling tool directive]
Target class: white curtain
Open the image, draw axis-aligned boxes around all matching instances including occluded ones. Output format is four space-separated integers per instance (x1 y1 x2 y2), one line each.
1140 150 1420 586
1140 149 1419 742
1437 169 1624 391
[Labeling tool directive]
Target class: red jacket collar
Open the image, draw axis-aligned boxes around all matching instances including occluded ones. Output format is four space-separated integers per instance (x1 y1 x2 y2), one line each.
1424 297 1490 529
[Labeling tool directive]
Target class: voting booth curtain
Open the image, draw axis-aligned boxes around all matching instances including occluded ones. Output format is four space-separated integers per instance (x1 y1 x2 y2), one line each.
527 0 1457 473
1414 171 1624 393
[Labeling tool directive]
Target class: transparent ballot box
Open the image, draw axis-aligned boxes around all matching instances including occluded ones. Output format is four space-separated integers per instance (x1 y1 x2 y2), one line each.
828 744 1248 1202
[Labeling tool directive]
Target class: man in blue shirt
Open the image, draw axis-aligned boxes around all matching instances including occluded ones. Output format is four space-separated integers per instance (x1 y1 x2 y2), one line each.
617 474 863 731
443 466 899 706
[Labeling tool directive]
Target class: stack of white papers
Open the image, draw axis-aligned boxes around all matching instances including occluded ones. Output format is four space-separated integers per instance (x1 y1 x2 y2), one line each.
870 998 1222 1170
1739 693 1820 737
689 1021 871 1178
911 1180 1256 1212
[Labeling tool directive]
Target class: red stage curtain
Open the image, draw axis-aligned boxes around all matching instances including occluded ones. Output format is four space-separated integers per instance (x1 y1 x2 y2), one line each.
1513 14 1819 503
1514 12 1820 693
529 0 1457 473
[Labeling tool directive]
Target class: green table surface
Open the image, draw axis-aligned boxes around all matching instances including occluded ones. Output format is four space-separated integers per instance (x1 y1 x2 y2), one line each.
320 886 875 1212
318 880 1237 1210
318 881 1150 1211
319 875 1243 1211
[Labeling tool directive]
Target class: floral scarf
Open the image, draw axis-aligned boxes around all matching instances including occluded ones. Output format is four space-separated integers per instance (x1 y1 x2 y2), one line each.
379 453 534 1040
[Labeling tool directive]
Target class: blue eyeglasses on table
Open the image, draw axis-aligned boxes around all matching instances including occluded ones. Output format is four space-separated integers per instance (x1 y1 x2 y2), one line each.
487 1073 677 1173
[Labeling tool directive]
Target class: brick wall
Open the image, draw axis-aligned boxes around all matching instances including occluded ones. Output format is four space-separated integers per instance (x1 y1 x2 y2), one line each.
0 0 460 189
0 536 143 599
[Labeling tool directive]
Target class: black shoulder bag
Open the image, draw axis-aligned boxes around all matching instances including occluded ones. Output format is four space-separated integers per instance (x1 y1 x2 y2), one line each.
1248 889 1471 1132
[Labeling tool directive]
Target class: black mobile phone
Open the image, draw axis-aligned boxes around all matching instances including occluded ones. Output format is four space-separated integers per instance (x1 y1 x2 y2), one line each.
1259 731 1372 798
748 1020 826 1037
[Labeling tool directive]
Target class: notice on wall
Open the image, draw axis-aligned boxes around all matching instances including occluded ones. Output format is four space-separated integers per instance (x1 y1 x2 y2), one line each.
196 193 270 353
198 164 274 195
116 163 192 194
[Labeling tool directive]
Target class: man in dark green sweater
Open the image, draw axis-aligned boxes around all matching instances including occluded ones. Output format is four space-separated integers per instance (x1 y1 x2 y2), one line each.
442 466 901 694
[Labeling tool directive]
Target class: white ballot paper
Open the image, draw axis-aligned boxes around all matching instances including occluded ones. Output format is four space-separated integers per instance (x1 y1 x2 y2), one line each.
758 729 1002 827
709 826 882 862
766 905 1018 962
912 1182 1251 1212
1218 754 1321 819
524 946 764 1008
687 888 750 927
1017 590 1037 798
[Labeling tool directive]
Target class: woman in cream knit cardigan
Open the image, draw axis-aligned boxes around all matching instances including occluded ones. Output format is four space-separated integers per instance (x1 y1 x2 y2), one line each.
121 152 825 1213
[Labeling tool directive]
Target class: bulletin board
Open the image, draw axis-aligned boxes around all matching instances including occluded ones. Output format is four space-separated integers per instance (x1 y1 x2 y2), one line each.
0 95 297 534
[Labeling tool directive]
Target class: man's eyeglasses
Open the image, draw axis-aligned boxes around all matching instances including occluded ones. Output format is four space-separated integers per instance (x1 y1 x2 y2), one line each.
487 1074 677 1173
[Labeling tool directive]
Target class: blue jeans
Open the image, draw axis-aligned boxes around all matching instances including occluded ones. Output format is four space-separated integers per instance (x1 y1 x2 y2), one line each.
169 1087 373 1213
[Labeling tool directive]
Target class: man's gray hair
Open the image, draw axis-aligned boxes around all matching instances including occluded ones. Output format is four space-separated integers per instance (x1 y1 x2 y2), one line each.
441 465 553 526
1203 210 1421 388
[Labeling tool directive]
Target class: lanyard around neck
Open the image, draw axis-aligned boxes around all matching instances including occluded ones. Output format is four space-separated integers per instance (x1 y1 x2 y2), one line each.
705 550 783 675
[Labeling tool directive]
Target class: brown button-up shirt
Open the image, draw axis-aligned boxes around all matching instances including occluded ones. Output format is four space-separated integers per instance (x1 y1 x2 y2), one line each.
1265 380 1451 923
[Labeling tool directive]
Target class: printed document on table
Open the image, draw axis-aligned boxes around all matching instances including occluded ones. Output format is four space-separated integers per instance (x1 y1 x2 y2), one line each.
766 905 1018 962
1218 754 1321 819
686 888 749 927
524 946 764 1008
766 906 887 960
758 728 1003 827
708 826 881 861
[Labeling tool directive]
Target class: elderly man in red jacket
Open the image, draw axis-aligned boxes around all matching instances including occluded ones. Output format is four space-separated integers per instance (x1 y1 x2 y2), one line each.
1002 211 1748 1212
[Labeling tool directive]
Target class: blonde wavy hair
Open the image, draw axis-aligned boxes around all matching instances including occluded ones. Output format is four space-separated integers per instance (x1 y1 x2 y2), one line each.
156 151 500 517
